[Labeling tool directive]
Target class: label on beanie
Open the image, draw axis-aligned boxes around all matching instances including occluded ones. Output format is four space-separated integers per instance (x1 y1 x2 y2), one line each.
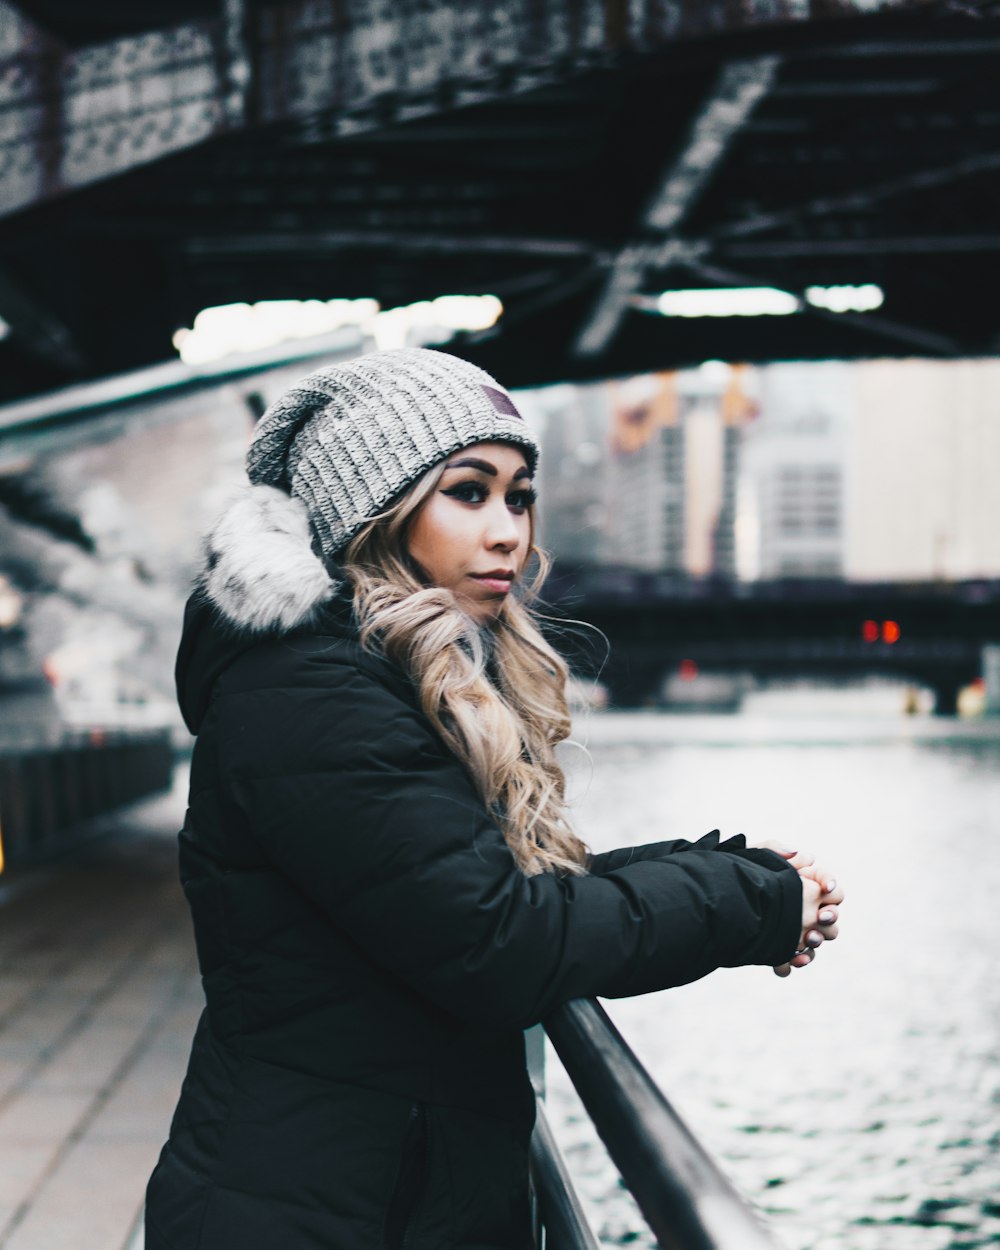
481 385 523 420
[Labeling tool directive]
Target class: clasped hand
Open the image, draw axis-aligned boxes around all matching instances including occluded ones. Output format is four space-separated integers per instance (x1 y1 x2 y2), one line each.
755 842 844 978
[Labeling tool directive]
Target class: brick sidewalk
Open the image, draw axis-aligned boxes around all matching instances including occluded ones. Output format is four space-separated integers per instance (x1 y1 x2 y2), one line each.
0 776 200 1250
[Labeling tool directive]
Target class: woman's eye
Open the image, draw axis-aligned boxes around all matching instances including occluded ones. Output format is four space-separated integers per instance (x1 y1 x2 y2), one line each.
443 482 487 504
507 488 537 512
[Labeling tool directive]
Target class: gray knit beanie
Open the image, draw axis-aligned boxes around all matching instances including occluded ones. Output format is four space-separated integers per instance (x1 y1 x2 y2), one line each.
246 347 539 563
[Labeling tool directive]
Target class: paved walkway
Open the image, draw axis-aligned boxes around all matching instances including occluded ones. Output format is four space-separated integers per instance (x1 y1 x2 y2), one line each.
0 772 200 1250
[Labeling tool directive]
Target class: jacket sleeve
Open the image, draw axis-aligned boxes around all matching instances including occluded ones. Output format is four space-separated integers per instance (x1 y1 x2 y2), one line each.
588 829 751 875
218 658 802 1030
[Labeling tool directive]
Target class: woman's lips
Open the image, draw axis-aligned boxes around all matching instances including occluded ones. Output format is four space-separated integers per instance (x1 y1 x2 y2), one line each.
469 573 514 593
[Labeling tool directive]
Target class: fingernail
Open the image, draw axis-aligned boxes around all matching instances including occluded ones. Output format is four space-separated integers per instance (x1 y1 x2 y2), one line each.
825 879 837 893
818 909 835 924
806 930 823 947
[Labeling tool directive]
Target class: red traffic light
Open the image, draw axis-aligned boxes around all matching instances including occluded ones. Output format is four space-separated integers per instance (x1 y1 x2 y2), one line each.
862 619 901 644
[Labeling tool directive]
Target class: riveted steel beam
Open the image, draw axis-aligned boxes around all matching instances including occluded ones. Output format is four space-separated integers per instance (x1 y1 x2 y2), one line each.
689 257 964 356
0 267 86 372
710 149 1000 240
182 229 600 259
0 3 226 218
721 233 1000 257
574 55 779 357
0 0 958 220
219 0 253 128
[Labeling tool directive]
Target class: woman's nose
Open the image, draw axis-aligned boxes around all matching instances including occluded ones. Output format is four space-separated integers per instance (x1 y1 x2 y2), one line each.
485 502 521 551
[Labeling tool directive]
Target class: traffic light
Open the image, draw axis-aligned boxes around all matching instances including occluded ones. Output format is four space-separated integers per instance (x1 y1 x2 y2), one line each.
862 619 901 644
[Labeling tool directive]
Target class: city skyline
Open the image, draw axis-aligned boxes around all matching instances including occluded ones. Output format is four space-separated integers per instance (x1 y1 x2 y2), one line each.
519 357 1000 583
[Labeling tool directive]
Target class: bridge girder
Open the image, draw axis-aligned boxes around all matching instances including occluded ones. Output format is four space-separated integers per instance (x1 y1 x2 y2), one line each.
0 0 957 221
574 54 781 358
553 571 1000 709
1 0 1000 396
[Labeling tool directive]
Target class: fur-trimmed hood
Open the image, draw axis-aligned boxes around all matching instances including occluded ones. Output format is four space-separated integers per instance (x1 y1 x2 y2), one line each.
176 486 344 734
200 485 337 634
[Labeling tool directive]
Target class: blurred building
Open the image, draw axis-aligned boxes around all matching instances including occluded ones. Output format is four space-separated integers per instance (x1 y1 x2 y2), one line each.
522 363 754 578
685 364 754 579
602 374 684 572
735 357 1000 582
736 362 851 580
846 358 1000 581
598 365 755 576
516 356 1000 584
515 384 609 564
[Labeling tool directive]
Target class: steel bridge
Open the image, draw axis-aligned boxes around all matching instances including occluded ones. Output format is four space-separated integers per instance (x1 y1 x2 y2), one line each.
1 1 1000 400
550 569 1000 710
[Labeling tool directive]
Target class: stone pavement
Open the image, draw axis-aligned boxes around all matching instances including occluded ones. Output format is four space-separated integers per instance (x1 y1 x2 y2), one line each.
0 772 200 1250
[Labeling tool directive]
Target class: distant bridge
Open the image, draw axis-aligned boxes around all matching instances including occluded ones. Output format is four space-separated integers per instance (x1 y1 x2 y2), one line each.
549 568 1000 711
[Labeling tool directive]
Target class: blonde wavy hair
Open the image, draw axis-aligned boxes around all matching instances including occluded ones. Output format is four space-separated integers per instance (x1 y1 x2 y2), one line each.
341 459 589 877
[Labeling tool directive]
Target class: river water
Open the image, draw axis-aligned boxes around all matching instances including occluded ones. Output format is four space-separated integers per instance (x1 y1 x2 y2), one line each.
549 685 1000 1250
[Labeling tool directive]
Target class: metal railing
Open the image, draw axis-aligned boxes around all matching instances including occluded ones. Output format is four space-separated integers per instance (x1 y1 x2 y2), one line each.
0 730 174 871
529 1099 601 1250
530 998 783 1250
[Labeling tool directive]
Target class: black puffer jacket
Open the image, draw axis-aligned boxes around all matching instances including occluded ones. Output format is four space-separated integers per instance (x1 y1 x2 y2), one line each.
147 531 800 1250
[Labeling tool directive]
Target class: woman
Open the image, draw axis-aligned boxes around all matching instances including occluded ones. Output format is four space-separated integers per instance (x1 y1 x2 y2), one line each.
146 347 841 1250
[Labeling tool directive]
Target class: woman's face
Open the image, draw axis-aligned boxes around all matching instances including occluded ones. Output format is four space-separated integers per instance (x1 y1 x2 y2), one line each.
406 441 535 624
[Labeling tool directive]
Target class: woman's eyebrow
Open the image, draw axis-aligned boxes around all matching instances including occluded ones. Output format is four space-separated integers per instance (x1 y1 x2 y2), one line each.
444 457 497 475
444 457 532 481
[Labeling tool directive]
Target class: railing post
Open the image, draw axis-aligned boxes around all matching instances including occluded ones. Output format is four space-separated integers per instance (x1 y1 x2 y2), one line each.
529 1100 601 1250
525 1022 546 1096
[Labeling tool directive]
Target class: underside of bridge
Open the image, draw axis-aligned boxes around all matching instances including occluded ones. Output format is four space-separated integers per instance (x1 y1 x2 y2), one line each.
1 0 1000 399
